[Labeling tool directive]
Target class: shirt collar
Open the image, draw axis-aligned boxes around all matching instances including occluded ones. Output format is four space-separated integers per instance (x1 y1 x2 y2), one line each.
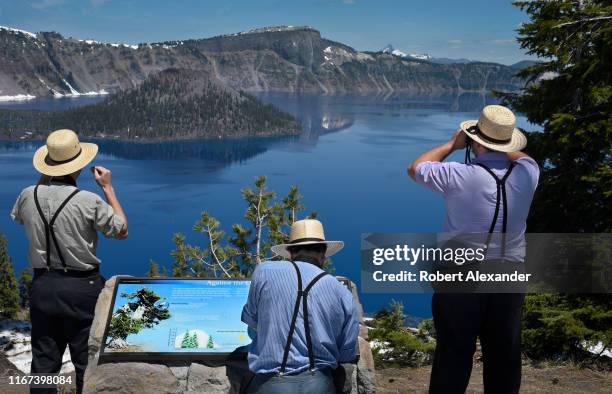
474 152 509 164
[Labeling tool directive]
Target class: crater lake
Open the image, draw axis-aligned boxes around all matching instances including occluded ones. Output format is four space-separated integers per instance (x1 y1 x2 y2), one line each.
0 93 534 319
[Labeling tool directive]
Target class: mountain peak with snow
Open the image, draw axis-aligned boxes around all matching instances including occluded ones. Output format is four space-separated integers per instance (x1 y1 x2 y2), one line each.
381 44 432 61
0 25 37 39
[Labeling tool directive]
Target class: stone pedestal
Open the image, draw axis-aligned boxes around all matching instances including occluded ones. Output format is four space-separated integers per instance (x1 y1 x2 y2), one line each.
83 276 376 393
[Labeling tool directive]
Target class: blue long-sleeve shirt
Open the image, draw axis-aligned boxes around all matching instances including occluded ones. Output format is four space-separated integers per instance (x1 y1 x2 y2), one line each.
241 260 359 375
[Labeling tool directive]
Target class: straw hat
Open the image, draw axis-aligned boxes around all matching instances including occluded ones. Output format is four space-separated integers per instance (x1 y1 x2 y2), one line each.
33 129 98 176
460 105 527 152
271 219 344 259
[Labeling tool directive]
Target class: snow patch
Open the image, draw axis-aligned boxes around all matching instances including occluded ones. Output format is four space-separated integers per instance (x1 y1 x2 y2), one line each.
57 78 109 97
0 94 36 102
582 341 612 358
1 320 74 374
0 25 37 39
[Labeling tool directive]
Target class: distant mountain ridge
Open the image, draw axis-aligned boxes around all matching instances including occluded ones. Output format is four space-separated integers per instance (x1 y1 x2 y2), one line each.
0 25 525 98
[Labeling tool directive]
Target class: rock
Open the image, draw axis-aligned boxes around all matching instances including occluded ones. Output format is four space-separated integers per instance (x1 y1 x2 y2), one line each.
357 337 377 394
186 363 231 393
0 320 74 375
84 362 180 394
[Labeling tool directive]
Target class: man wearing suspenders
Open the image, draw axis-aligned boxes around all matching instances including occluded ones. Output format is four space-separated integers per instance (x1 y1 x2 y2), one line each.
11 129 128 393
408 105 540 394
241 219 360 394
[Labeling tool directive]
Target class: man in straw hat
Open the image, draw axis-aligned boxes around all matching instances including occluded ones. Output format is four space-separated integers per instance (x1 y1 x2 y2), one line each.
408 105 539 393
11 129 128 393
241 218 359 394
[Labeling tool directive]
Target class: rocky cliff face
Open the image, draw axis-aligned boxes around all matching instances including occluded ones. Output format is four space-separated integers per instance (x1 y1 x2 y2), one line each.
0 25 524 98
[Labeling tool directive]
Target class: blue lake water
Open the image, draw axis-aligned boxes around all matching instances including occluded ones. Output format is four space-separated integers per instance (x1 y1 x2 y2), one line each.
0 93 535 319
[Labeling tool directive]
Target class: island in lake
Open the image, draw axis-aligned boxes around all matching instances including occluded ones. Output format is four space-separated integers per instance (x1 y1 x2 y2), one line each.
0 68 300 141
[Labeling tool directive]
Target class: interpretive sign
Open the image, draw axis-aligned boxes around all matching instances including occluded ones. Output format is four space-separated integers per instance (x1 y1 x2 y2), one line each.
99 278 251 362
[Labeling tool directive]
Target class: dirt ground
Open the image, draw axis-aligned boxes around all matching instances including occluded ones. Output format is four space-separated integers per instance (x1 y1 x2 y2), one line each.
376 362 612 394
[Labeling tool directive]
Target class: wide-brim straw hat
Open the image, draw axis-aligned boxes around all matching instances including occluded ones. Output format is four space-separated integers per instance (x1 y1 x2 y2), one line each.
271 219 344 259
460 105 527 153
33 129 98 176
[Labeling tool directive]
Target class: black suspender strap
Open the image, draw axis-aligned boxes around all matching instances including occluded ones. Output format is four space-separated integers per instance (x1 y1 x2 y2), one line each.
279 261 328 376
475 162 516 257
280 261 303 376
302 271 328 373
33 185 80 271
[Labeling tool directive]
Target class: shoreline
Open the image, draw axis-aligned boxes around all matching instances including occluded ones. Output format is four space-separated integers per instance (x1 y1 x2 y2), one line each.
0 130 300 144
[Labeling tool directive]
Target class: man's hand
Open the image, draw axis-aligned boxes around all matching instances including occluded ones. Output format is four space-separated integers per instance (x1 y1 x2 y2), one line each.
91 165 128 239
92 166 112 189
450 129 468 151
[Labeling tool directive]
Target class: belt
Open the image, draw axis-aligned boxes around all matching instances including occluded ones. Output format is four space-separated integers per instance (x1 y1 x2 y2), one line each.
34 266 100 278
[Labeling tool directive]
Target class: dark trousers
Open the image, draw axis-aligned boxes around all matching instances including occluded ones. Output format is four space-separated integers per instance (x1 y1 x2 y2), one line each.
29 269 104 394
429 293 525 394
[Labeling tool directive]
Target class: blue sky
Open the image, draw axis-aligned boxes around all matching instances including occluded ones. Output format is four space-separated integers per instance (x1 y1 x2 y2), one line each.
0 0 533 65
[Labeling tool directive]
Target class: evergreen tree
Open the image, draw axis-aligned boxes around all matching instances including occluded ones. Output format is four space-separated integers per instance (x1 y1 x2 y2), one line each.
207 336 214 349
146 260 160 277
497 0 612 361
18 268 33 309
190 332 199 348
499 0 612 232
0 234 20 320
172 176 322 278
181 332 191 348
107 288 171 343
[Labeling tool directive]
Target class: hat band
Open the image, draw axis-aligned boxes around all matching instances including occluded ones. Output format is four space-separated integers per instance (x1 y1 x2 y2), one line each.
466 125 511 144
46 147 82 166
289 237 326 244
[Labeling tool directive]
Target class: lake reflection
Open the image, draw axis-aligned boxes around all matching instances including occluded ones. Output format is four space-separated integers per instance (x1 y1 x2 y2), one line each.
0 92 531 319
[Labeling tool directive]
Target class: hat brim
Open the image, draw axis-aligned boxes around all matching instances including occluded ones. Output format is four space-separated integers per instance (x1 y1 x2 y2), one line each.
460 120 527 153
33 142 98 176
271 240 345 259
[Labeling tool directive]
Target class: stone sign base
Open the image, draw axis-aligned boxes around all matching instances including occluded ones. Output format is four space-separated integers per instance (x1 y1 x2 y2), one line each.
83 276 376 394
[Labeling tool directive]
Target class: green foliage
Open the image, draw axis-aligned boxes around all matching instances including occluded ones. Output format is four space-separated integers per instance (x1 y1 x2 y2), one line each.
145 260 160 277
522 294 612 361
207 336 214 349
496 0 612 363
499 0 612 232
369 301 435 368
0 234 20 320
180 331 200 348
107 288 171 342
18 268 33 309
171 176 328 278
181 332 192 348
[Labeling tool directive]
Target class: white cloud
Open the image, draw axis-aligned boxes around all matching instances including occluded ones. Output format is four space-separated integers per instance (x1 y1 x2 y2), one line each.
486 39 515 45
30 0 66 10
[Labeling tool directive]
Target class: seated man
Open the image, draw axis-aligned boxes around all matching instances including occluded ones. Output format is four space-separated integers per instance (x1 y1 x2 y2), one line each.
242 219 359 394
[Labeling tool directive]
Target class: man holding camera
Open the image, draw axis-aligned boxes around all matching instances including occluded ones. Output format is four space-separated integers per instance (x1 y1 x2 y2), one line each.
408 105 539 393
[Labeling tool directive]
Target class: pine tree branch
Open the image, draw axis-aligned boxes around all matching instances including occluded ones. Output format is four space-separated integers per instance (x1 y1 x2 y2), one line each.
553 15 612 28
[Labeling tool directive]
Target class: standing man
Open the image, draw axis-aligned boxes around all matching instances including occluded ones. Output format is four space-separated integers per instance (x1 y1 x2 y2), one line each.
11 129 128 393
408 105 539 394
242 219 359 394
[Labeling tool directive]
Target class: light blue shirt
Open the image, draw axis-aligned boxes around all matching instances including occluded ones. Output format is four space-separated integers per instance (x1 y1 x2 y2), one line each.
241 260 359 375
415 152 539 261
